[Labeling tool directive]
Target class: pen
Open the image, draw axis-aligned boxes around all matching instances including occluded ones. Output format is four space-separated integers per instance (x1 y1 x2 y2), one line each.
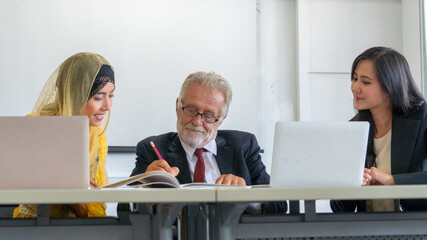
150 141 163 160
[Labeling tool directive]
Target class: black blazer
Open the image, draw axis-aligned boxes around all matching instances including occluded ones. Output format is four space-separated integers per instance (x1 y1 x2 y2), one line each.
331 104 427 212
131 130 287 213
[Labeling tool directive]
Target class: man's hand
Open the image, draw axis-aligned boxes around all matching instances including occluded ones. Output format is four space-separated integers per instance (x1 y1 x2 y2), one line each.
369 167 395 185
146 160 180 177
215 174 246 186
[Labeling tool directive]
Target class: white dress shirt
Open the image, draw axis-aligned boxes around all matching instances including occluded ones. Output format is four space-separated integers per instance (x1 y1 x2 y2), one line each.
179 138 262 213
179 139 221 183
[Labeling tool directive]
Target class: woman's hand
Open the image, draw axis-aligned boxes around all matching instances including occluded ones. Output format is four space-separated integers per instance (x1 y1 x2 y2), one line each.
70 203 88 217
362 168 372 186
90 179 99 189
368 167 395 185
70 179 98 217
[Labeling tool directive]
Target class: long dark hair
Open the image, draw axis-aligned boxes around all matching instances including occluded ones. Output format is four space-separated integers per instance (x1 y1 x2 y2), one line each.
352 47 425 117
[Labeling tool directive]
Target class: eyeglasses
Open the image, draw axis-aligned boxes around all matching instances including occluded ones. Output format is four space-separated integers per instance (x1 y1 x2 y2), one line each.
181 106 220 123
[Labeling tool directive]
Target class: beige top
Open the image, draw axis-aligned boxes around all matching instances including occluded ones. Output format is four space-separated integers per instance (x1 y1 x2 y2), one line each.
366 130 395 212
374 130 392 174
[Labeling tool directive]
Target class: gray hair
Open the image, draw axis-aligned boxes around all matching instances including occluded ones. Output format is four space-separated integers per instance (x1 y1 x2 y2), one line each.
178 71 232 116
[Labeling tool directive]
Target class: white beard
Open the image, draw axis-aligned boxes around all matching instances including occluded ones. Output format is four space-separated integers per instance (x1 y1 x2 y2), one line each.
177 122 217 148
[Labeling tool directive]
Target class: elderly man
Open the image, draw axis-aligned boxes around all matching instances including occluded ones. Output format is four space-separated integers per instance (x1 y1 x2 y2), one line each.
131 71 286 213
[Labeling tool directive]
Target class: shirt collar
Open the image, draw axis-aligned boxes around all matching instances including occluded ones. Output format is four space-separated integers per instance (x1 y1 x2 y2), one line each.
179 138 217 158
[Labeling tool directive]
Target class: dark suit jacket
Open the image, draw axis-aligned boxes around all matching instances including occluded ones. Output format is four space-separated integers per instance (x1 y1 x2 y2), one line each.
131 130 287 213
331 104 427 212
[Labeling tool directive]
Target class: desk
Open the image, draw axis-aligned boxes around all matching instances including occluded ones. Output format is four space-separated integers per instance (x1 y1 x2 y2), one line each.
1 186 427 240
211 185 427 239
0 188 216 240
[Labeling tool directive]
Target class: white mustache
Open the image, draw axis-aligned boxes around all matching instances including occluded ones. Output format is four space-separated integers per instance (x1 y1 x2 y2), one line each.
185 126 206 133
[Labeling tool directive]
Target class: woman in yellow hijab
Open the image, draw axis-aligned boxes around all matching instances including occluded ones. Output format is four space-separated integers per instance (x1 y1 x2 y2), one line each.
13 52 115 218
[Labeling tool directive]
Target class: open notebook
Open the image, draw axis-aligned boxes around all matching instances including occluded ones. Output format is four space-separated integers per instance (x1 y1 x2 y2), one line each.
270 121 369 187
102 171 249 189
0 116 90 189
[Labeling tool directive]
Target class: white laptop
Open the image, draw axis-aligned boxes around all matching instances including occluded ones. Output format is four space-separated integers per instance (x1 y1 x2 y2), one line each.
270 121 369 187
0 116 90 189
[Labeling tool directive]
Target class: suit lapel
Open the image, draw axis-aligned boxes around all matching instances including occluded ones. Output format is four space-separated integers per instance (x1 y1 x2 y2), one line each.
164 135 192 184
215 134 235 175
391 115 420 174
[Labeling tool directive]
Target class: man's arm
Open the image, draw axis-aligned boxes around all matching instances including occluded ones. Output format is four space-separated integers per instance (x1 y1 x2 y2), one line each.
247 133 288 213
229 131 287 214
131 139 179 177
130 140 153 176
245 133 271 185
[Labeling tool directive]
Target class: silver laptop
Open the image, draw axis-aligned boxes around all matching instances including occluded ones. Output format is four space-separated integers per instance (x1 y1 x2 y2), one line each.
270 121 369 187
0 116 89 189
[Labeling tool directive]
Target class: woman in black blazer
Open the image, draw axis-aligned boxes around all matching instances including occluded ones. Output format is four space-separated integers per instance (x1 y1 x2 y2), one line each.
331 47 427 212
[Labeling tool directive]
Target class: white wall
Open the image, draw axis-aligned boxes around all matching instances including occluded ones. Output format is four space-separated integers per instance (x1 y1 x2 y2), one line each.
0 0 258 147
256 0 297 173
297 0 405 121
402 0 424 91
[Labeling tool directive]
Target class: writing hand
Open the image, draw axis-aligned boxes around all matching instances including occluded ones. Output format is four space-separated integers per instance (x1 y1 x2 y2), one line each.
146 159 180 177
215 174 246 186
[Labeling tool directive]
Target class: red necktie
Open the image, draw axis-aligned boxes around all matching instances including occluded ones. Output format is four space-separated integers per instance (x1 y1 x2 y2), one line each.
193 148 205 183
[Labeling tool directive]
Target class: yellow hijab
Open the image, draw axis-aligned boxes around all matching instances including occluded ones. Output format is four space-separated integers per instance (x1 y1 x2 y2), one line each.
14 52 113 218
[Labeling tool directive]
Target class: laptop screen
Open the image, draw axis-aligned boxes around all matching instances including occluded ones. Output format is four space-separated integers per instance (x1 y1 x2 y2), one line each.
270 121 369 187
0 116 90 189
